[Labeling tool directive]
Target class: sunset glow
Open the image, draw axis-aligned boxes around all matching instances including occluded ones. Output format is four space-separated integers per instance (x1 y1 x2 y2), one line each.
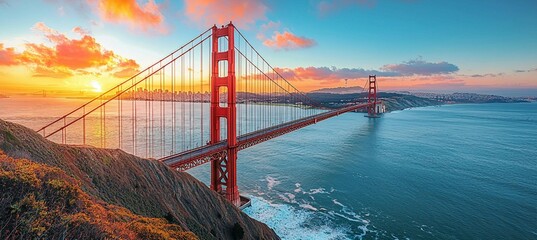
0 0 536 96
90 80 103 93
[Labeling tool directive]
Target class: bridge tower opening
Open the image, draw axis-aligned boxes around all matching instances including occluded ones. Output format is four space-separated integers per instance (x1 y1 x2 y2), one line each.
210 23 241 206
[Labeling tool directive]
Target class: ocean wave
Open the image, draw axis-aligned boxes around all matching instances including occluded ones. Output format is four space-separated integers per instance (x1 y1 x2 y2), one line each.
244 196 351 240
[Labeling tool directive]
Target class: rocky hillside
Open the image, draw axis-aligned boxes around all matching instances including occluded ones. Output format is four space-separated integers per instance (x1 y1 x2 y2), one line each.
0 119 279 240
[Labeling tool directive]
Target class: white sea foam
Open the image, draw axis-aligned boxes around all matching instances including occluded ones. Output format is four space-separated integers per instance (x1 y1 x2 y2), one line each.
265 176 281 190
332 198 345 207
299 203 318 211
306 187 329 195
244 196 351 240
329 198 376 238
277 193 291 203
286 193 296 201
331 199 370 224
294 183 302 193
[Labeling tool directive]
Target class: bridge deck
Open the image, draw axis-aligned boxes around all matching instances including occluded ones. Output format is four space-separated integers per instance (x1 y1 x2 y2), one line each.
160 103 373 171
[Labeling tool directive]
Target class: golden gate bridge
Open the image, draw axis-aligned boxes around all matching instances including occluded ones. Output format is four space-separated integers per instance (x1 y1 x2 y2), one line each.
37 23 382 207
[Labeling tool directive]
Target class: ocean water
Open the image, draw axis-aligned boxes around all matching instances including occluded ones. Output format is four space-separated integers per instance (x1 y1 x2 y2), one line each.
189 102 537 239
1 97 536 239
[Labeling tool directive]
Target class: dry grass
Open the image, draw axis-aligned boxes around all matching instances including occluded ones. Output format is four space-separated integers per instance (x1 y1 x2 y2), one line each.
0 150 198 240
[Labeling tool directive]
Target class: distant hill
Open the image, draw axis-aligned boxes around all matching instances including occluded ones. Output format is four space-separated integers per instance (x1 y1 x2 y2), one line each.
306 92 441 111
310 86 364 94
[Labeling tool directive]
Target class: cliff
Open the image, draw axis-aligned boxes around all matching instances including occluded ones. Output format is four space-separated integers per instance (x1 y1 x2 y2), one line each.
0 119 279 240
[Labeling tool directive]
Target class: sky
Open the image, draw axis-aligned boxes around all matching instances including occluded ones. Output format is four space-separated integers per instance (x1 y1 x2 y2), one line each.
0 0 536 96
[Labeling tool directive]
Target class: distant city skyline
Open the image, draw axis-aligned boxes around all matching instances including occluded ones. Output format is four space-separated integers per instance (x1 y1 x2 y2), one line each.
1 0 536 96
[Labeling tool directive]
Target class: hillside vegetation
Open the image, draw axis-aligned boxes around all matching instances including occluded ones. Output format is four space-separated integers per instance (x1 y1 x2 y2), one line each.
307 92 440 111
0 151 197 239
0 119 279 240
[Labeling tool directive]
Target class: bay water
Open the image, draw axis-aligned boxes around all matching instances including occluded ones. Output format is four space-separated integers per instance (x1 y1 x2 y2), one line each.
190 102 537 239
1 97 536 239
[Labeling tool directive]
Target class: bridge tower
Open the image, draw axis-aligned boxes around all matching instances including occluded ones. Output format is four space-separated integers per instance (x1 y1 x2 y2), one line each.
210 23 240 206
367 75 380 117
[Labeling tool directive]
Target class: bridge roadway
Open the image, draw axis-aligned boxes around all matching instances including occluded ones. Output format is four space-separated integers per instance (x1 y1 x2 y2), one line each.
160 102 374 171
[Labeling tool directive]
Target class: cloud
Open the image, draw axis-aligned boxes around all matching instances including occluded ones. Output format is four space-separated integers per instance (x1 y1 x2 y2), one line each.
257 21 316 50
48 0 166 33
514 67 537 73
257 21 281 40
72 26 90 35
273 59 459 83
33 65 73 78
274 66 397 82
469 73 503 78
0 44 18 65
381 59 459 76
92 0 167 33
28 22 116 70
318 0 376 15
263 31 316 50
183 0 267 28
111 59 140 78
2 22 139 79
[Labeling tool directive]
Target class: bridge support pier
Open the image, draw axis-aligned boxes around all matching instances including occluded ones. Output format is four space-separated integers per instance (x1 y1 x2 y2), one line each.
210 23 241 207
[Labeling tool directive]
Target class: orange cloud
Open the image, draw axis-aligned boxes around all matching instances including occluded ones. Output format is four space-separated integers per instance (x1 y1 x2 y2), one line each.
2 22 139 79
263 31 316 50
72 26 90 36
0 44 18 66
92 0 167 33
184 0 267 28
33 65 73 78
111 59 140 78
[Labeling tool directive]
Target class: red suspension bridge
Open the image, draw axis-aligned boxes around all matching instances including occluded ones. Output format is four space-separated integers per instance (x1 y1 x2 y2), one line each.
37 23 382 207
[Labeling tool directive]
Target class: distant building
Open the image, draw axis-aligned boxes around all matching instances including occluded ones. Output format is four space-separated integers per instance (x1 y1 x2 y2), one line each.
375 102 386 114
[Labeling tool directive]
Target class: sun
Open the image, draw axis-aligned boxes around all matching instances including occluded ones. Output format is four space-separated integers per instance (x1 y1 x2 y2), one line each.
90 80 102 93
